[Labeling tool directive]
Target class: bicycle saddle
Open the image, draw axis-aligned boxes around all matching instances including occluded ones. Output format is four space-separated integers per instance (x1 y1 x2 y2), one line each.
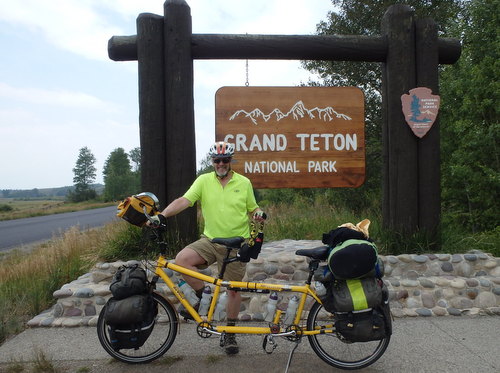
212 236 245 249
295 246 330 260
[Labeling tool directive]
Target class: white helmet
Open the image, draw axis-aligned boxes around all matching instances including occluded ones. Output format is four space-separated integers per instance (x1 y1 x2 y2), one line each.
208 141 235 158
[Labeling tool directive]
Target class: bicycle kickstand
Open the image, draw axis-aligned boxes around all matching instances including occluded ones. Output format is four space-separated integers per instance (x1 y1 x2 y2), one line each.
284 339 301 373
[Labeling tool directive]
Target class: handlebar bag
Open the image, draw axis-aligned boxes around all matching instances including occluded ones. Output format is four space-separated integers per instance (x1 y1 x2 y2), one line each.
117 193 158 227
110 265 148 300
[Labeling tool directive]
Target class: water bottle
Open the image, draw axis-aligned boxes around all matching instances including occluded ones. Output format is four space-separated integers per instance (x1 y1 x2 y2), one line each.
213 291 228 321
315 281 327 297
178 279 200 306
198 286 212 316
263 292 278 322
283 295 299 325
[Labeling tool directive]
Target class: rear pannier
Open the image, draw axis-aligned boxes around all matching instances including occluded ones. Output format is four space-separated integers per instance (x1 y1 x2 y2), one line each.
318 278 392 342
318 220 392 342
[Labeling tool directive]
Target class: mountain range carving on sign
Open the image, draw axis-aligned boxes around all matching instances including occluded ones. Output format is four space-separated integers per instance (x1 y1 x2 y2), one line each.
229 100 352 125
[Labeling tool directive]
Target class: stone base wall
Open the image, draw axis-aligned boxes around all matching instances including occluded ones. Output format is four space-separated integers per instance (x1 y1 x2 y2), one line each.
27 240 500 327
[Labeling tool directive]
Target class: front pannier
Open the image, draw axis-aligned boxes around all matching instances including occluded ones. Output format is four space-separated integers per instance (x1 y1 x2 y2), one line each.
104 294 154 325
104 294 158 351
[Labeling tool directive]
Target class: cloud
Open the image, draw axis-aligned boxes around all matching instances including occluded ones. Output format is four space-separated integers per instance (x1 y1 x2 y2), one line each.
0 0 123 61
0 0 333 189
0 82 115 110
0 0 329 61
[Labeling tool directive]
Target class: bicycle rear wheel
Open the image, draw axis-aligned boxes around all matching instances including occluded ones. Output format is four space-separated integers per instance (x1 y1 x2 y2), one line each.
97 292 178 364
307 301 390 370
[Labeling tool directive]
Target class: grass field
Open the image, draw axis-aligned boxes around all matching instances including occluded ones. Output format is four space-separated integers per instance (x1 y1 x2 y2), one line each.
0 198 114 221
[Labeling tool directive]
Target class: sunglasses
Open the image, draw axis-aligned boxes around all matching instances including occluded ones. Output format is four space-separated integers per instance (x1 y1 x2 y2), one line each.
213 158 231 164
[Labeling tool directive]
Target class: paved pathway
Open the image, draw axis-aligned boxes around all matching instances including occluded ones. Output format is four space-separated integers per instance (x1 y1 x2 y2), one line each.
0 316 499 372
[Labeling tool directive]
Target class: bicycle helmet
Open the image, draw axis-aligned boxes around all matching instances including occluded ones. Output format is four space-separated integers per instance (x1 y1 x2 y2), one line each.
209 141 235 158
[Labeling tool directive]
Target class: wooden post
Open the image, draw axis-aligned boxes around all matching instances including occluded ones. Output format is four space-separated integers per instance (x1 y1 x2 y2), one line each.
137 13 167 208
415 18 441 245
381 5 419 233
163 0 197 243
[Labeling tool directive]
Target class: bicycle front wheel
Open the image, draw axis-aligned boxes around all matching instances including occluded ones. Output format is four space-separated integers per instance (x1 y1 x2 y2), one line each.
307 301 390 370
97 292 178 364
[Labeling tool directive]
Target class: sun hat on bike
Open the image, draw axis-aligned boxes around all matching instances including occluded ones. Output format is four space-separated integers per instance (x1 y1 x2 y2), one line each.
209 141 235 158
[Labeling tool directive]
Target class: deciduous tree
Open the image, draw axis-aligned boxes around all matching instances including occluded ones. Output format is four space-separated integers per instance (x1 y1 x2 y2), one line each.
103 148 135 201
70 147 97 202
301 0 464 213
440 0 499 231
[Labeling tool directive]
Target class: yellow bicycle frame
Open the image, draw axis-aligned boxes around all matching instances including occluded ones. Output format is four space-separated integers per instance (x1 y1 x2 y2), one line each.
155 255 333 336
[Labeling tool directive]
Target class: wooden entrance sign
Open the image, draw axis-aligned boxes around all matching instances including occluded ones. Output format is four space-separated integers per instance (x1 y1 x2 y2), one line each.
108 1 461 242
216 87 365 188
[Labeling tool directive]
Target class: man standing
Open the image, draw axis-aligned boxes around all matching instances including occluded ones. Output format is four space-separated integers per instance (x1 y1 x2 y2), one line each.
157 141 265 354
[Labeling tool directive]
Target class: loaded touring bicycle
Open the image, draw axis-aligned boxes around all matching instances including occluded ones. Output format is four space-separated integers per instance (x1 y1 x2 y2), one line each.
97 192 392 370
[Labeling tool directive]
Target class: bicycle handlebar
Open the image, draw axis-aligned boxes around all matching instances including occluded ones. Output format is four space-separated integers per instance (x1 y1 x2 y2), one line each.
143 207 165 229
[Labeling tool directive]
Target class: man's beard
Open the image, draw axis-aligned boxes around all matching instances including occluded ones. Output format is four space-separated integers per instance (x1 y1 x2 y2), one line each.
216 165 231 178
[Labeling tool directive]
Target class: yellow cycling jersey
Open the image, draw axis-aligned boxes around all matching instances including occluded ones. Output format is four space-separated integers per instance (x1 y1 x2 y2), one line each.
183 171 258 239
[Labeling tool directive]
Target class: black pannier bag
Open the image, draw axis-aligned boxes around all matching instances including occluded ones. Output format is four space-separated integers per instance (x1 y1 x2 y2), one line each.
104 294 158 351
327 239 379 280
320 277 383 313
319 277 392 342
335 305 389 342
322 225 380 280
110 264 148 300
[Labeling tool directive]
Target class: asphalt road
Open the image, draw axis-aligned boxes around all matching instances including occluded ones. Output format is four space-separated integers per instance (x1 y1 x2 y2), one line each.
0 206 118 251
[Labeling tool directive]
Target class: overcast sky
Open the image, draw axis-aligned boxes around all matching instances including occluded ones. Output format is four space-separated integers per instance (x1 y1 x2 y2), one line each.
0 0 333 190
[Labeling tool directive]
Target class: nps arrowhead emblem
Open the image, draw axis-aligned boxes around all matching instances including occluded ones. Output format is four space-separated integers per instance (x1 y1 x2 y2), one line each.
401 87 440 138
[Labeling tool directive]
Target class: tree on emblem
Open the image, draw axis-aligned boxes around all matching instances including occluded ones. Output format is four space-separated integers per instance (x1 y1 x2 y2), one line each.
410 94 421 121
409 94 431 123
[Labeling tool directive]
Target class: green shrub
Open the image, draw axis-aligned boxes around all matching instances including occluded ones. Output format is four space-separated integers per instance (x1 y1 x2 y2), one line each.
0 204 13 212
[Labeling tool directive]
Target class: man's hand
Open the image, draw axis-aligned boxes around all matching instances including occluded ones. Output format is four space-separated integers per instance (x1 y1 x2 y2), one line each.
252 210 267 222
149 214 167 228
